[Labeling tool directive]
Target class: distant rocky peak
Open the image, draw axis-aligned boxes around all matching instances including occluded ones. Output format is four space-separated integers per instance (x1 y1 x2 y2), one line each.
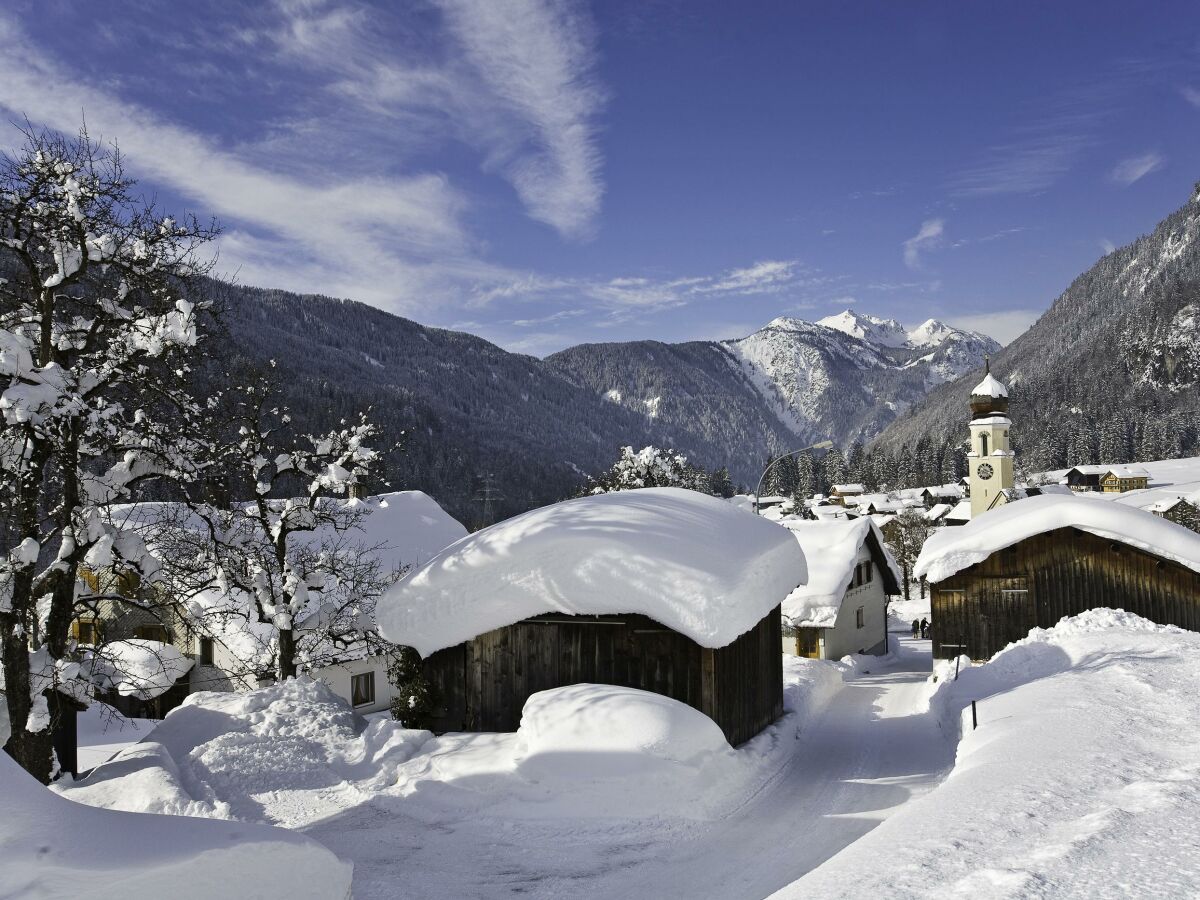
817 309 908 347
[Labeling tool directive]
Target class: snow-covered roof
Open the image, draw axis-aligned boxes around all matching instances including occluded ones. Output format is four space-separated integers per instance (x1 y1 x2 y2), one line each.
1148 496 1195 513
377 487 808 656
338 491 468 574
778 518 901 627
81 640 193 701
1064 464 1109 476
916 494 1200 583
923 483 964 499
925 502 952 521
830 483 865 494
1102 466 1150 480
944 499 972 522
971 372 1008 398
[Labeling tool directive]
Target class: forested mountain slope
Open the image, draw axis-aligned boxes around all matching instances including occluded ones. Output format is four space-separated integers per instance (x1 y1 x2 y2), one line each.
871 184 1200 475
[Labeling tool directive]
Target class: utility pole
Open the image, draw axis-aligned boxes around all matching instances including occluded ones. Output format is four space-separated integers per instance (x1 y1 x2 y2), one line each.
473 472 505 527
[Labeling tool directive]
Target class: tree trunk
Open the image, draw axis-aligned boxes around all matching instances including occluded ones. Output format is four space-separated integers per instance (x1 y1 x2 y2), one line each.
2 620 53 783
902 563 911 601
278 627 297 680
920 576 926 599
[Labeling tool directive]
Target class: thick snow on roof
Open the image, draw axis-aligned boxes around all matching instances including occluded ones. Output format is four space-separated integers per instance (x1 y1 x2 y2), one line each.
1102 465 1149 479
970 372 1008 398
916 494 1200 582
943 499 972 522
378 488 808 656
830 483 865 494
779 519 901 627
335 491 468 574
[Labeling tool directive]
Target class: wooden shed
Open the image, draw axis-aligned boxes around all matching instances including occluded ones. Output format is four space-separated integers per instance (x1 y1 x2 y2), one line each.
377 488 808 746
422 608 782 746
916 495 1200 660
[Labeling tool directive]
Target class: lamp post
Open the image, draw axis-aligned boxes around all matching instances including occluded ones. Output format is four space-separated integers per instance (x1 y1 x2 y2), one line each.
754 440 835 515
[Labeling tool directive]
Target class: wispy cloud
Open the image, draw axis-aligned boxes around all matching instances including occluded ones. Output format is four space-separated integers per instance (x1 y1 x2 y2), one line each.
433 0 606 239
902 219 945 269
1108 151 1164 186
1099 238 1116 255
1181 86 1200 108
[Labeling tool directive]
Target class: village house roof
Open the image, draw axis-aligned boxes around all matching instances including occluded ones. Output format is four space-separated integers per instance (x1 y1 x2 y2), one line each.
377 487 808 657
778 519 902 628
830 483 865 495
915 494 1200 583
1101 466 1151 480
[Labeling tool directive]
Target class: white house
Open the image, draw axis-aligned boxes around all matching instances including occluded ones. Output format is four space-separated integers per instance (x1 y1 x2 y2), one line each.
777 518 902 659
92 491 469 717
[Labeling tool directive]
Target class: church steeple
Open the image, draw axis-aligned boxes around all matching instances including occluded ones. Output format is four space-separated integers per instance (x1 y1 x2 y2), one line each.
966 362 1014 517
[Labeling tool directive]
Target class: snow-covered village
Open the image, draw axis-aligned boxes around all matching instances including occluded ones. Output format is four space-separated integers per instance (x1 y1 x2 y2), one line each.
4 3 1200 899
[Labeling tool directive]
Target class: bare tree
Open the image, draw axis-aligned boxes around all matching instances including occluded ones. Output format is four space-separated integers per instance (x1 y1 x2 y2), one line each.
0 124 217 781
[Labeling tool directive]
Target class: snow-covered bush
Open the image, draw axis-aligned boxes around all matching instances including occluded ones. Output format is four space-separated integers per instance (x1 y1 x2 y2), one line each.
585 445 712 494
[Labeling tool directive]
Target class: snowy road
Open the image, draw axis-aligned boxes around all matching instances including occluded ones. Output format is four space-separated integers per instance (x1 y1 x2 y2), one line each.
308 636 957 899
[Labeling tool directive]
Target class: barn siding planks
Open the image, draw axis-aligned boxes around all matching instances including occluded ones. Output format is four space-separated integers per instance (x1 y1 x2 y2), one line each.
422 608 782 746
932 527 1200 659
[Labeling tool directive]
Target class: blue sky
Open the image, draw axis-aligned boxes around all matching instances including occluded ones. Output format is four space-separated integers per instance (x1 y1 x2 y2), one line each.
3 1 1199 354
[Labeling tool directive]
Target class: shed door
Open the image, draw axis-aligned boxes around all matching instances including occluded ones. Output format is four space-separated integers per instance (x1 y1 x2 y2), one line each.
979 576 1034 653
796 628 821 659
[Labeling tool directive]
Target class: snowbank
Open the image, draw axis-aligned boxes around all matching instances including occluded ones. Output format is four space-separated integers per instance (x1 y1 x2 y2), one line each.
81 639 193 700
378 487 808 656
775 609 1200 898
56 677 432 827
779 518 901 627
514 684 731 779
0 752 352 900
915 493 1200 582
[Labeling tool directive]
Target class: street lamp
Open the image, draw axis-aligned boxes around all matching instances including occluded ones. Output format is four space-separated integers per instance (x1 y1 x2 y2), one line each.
754 440 835 515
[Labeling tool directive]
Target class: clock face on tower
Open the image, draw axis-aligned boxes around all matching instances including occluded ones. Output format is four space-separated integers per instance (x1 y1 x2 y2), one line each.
977 463 994 480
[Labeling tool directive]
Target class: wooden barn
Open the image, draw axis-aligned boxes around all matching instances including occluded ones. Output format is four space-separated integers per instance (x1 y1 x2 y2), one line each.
915 494 1200 660
377 487 808 746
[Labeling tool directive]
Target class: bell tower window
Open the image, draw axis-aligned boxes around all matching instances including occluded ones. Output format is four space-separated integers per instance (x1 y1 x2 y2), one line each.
980 433 989 456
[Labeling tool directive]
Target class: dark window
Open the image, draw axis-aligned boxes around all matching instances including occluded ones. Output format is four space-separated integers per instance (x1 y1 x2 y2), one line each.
351 672 375 707
134 624 169 643
863 562 872 583
76 620 98 644
199 637 214 666
855 606 865 629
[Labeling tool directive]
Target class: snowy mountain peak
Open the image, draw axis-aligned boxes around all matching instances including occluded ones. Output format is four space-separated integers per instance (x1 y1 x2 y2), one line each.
907 318 956 348
817 309 908 347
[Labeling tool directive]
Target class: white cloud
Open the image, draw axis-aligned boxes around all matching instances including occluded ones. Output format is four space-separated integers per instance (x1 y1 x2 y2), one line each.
1099 238 1116 255
431 0 606 239
1108 151 1164 186
1181 86 1200 108
946 309 1041 346
902 219 945 269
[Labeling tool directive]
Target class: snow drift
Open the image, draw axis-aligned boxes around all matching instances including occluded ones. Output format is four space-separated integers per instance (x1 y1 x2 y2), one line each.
513 684 732 779
57 677 432 827
0 751 352 900
775 609 1200 898
378 487 808 656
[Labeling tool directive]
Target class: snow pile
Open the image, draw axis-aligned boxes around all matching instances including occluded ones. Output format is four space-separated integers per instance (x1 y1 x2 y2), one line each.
915 493 1200 582
779 518 900 627
514 684 731 779
378 487 807 656
81 639 193 700
0 752 352 900
56 677 432 827
776 610 1200 899
76 703 155 771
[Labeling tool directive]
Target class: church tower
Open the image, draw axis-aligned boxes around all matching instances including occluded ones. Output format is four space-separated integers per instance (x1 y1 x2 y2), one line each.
967 359 1014 518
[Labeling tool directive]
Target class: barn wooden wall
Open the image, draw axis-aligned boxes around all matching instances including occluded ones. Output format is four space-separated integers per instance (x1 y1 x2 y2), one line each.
932 527 1200 659
422 608 783 746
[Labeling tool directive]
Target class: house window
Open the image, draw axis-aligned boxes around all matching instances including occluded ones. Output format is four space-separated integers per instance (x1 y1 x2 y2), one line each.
74 619 99 645
863 562 872 583
856 606 865 629
351 672 375 707
134 624 169 643
199 637 214 666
